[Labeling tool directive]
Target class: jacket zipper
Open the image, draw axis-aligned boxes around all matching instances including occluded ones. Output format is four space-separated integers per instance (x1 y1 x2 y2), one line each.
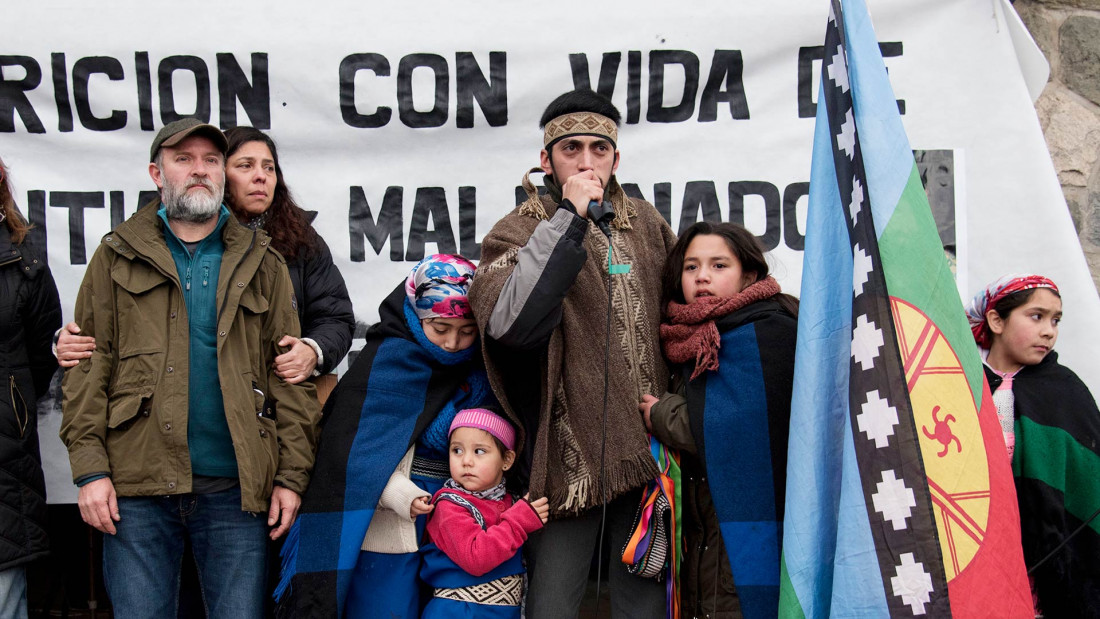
114 219 258 323
9 375 28 438
0 253 23 269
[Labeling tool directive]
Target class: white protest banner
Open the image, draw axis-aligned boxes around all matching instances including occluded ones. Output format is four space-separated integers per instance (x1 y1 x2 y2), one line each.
5 0 1096 502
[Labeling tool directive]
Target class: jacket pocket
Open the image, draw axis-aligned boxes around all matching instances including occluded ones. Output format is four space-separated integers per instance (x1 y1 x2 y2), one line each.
237 288 272 375
254 414 278 500
106 386 153 431
105 386 157 485
246 373 267 416
111 261 170 357
112 349 163 392
242 371 278 497
238 288 270 315
7 374 30 438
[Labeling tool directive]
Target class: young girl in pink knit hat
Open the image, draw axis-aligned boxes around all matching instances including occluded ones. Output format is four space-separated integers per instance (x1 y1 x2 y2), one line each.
420 408 549 618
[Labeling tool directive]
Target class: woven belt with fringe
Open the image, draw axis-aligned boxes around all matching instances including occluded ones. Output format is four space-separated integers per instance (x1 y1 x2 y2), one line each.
433 573 523 606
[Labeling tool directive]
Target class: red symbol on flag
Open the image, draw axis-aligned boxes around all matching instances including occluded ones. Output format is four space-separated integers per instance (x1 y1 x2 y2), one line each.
922 405 961 458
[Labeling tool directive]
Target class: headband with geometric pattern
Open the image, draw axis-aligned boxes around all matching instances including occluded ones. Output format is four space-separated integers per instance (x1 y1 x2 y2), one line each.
543 112 618 150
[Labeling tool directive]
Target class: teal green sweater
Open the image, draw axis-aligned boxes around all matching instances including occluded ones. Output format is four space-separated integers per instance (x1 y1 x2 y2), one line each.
158 205 238 479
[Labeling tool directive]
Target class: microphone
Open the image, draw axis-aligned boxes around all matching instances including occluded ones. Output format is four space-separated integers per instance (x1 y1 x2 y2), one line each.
587 200 615 238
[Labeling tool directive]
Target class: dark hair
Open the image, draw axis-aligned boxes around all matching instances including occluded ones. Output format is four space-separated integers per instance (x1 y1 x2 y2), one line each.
223 127 316 260
991 287 1061 320
539 89 622 129
662 221 799 317
0 157 30 244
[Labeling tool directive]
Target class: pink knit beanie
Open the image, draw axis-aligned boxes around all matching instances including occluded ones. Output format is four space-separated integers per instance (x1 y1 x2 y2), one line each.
449 408 515 451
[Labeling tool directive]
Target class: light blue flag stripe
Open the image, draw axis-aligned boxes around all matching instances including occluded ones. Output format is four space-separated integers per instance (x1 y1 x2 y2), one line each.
781 79 890 617
845 0 914 237
781 0 916 615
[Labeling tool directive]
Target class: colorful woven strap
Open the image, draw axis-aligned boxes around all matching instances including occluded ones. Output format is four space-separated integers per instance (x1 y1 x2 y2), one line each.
621 436 682 618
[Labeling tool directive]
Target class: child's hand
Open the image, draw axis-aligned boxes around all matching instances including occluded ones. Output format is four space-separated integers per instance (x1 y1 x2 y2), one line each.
524 493 550 524
639 394 659 431
410 496 434 519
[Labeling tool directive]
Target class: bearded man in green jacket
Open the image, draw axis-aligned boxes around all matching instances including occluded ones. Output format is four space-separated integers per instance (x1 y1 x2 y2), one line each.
61 117 321 619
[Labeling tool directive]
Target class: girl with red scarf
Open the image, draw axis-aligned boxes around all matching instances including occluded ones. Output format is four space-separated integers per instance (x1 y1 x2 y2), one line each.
640 221 798 619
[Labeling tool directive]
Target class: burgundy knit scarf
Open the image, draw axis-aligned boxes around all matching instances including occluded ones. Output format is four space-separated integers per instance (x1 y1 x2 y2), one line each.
662 276 782 380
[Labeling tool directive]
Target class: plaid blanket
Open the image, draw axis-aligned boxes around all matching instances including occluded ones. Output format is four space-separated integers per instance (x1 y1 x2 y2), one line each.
682 300 796 619
275 283 483 617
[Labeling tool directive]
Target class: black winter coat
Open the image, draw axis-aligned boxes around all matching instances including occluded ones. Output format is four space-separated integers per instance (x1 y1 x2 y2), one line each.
985 353 1100 617
649 299 797 619
286 213 355 375
0 223 61 570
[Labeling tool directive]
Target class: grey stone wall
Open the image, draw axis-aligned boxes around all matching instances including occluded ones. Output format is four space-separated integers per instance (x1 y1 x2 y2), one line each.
1014 0 1100 289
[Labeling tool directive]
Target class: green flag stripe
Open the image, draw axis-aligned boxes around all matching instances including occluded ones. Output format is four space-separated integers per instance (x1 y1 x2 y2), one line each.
1013 416 1100 534
877 163 984 404
778 554 808 619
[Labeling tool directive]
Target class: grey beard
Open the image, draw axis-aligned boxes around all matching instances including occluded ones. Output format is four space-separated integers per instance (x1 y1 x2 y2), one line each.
162 178 224 223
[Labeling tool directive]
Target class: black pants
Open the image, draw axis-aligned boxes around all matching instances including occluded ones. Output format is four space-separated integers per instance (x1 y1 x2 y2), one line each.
525 489 666 618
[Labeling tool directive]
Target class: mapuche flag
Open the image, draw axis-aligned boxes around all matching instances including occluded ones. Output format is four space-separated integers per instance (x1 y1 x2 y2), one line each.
778 0 1032 616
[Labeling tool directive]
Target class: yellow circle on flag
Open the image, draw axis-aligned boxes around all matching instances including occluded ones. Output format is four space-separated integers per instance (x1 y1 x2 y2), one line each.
892 297 990 581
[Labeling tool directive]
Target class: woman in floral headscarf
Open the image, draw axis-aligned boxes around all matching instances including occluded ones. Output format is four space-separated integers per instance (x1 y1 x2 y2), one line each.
276 254 505 619
966 274 1100 617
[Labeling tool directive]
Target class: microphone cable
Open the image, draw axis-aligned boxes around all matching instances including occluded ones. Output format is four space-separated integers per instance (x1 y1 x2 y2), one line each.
592 222 614 617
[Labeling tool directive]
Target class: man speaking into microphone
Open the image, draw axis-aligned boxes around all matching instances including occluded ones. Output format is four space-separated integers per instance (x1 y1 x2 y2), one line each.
470 89 677 617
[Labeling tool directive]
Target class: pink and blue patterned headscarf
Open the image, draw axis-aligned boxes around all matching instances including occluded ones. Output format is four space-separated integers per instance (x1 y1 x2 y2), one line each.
965 273 1059 349
405 254 477 321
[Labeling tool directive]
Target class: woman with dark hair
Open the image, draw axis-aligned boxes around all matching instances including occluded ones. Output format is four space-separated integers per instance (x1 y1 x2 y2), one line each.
640 221 798 618
221 127 355 615
220 126 355 394
0 156 62 617
659 220 799 317
59 127 354 399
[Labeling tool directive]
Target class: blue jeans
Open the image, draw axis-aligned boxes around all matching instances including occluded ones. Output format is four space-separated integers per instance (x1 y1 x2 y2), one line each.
0 566 27 619
103 487 267 619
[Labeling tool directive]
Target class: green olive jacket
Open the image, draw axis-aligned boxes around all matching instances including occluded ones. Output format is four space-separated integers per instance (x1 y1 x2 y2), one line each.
61 204 321 512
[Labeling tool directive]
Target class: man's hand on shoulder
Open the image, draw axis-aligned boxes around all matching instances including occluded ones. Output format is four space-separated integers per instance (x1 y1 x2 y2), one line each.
78 477 119 535
268 486 302 540
561 170 605 219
